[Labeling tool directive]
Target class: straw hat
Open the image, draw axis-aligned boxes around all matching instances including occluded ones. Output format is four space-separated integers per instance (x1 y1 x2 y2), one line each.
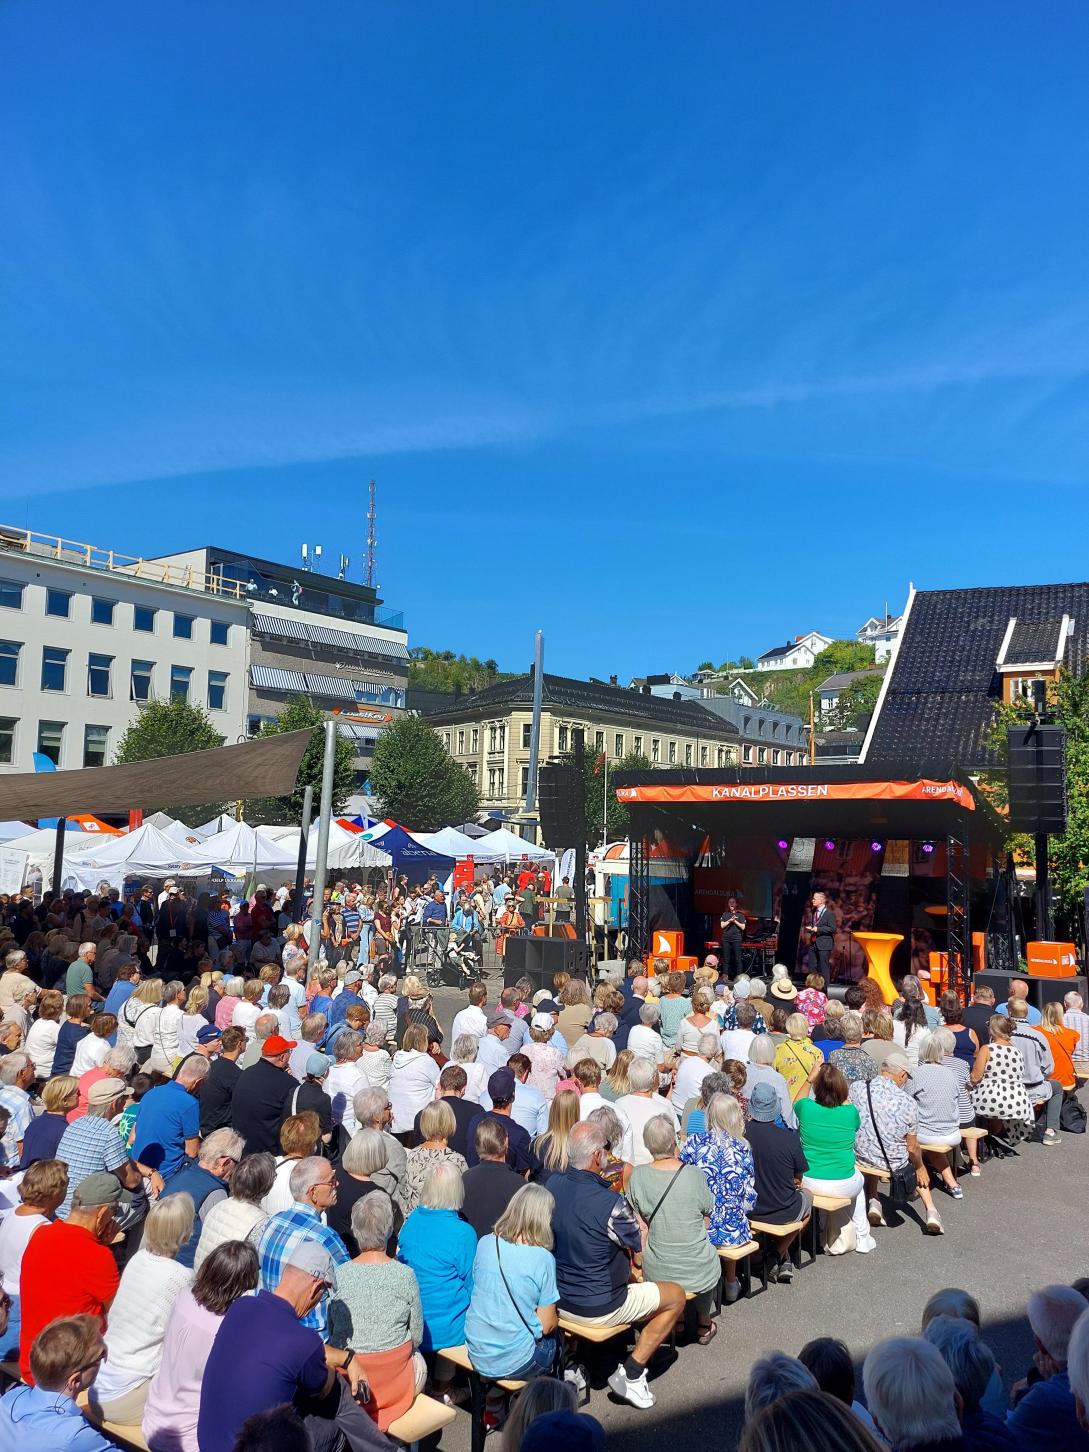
770 963 797 1000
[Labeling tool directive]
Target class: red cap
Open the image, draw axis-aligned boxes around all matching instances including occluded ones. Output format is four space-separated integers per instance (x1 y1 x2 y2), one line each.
262 1035 298 1057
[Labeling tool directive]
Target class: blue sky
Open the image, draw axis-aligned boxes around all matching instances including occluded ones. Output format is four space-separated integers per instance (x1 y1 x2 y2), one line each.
3 2 1088 679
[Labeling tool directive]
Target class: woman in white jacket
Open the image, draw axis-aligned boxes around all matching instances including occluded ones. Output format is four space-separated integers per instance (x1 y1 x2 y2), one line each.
24 989 64 1080
388 1023 441 1135
147 980 186 1076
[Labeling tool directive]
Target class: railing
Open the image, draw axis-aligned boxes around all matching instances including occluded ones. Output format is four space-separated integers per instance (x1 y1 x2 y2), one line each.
0 525 246 600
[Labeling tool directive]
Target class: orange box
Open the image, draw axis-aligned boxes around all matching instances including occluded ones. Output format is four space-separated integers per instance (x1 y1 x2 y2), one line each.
1026 941 1079 977
650 930 683 960
675 956 698 973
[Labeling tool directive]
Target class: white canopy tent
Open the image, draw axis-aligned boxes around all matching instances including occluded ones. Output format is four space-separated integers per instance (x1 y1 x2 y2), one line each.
143 812 204 847
59 824 220 893
0 823 30 844
469 828 555 864
194 813 237 839
2 828 105 876
412 826 483 859
196 822 301 876
267 822 392 873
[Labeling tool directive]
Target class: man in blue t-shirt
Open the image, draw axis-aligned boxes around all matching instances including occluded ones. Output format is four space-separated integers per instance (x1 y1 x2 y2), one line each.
198 1242 387 1452
131 1059 205 1177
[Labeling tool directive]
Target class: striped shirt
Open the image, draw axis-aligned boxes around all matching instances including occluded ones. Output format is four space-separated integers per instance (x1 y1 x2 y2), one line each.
256 1203 349 1336
340 908 362 938
1064 1008 1089 1062
56 1114 129 1218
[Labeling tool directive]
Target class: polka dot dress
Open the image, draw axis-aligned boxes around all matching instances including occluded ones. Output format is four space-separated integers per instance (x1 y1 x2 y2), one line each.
969 1042 1033 1126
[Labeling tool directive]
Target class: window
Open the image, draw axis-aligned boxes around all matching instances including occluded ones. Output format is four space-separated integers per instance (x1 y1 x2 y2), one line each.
594 731 605 753
0 580 23 610
743 744 753 763
522 723 532 748
133 605 156 633
457 729 465 754
488 767 496 797
785 751 793 765
443 732 451 751
467 763 478 783
498 724 506 750
614 733 623 758
207 670 229 711
651 738 660 762
83 724 109 768
772 748 781 765
668 741 677 764
718 747 727 766
130 659 154 702
496 768 504 797
37 720 64 766
210 620 230 646
520 766 530 794
558 725 569 752
701 745 709 765
45 589 71 619
170 665 192 702
0 717 14 764
758 746 767 764
470 728 479 753
0 641 20 687
91 598 115 625
633 735 643 756
87 653 113 698
41 646 69 692
173 613 194 640
489 725 497 752
685 743 693 766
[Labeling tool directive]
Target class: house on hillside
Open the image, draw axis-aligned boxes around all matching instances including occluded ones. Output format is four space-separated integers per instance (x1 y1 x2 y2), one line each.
857 613 902 663
817 668 885 717
755 631 832 673
862 584 1089 773
627 672 703 701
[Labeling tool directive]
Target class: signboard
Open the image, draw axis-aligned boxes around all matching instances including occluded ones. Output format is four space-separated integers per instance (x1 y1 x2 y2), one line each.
453 857 475 891
616 779 976 811
0 849 27 895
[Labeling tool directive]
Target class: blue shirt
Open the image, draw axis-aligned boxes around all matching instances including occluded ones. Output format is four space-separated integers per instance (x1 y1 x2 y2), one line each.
1005 999 1042 1026
397 1206 476 1352
421 900 448 926
1006 1369 1086 1452
480 1081 548 1138
0 1384 113 1452
476 1032 512 1077
492 884 511 909
56 1115 129 1219
453 909 480 935
197 1289 328 1452
102 980 136 1018
328 989 364 1030
464 1236 558 1378
52 1022 89 1077
130 1080 200 1177
341 908 362 937
256 1204 350 1337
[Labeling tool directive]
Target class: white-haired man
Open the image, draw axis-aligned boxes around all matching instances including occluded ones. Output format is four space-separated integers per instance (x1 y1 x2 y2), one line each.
0 950 35 1016
1068 1307 1089 1432
1007 1284 1089 1447
1064 991 1089 1068
255 1157 350 1339
159 1126 244 1268
863 1335 964 1449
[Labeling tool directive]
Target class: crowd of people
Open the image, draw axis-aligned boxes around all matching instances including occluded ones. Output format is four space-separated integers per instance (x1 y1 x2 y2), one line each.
0 876 1086 1452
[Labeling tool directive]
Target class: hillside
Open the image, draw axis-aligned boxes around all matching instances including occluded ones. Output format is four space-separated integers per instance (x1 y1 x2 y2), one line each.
408 647 518 695
706 640 884 727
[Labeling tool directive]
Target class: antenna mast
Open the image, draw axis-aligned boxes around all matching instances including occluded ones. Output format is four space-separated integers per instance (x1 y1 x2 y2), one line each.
365 479 377 589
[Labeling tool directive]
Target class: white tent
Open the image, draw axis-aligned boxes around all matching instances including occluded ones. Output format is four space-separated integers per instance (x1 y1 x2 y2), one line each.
60 824 217 892
412 826 482 859
2 829 104 876
143 813 204 848
469 828 554 863
270 822 393 872
194 813 237 839
0 822 30 844
197 822 300 875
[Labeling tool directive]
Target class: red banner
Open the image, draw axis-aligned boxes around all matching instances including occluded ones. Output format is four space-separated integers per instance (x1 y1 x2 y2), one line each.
453 857 475 890
615 779 975 811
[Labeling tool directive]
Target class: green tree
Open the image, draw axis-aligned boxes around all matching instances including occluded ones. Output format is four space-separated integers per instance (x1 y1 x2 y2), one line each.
246 696 356 824
557 749 652 846
984 670 1089 933
825 672 884 730
408 647 515 695
114 697 226 818
370 714 479 830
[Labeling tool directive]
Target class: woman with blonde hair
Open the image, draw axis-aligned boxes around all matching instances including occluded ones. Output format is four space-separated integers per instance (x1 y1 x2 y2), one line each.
601 1047 634 1102
1040 999 1080 1092
677 988 716 1055
88 1194 197 1426
178 985 210 1058
389 1022 441 1137
403 1102 468 1213
20 1073 78 1163
680 1093 756 1305
120 976 164 1065
774 1013 824 1101
534 1089 580 1174
465 1183 560 1383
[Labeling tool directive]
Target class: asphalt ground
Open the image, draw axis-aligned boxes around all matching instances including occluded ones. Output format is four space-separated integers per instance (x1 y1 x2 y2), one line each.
424 970 1088 1450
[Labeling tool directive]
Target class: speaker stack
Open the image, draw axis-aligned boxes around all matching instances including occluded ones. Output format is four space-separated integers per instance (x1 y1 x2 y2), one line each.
503 935 589 989
1007 724 1068 834
537 761 583 852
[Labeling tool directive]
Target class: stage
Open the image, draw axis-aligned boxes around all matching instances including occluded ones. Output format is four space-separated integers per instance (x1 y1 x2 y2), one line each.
615 765 1016 1001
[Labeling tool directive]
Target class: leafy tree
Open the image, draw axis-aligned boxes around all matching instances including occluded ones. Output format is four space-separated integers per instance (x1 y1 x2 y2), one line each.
370 714 479 830
246 696 355 824
696 660 715 673
557 748 653 846
114 697 226 818
824 672 884 730
408 647 515 695
983 670 1089 933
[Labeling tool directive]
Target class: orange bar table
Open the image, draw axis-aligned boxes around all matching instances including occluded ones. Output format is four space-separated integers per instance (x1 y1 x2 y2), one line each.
851 931 904 1005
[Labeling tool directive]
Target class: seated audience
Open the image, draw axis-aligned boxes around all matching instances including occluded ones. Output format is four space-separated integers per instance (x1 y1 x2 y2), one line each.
403 1101 468 1214
798 1336 882 1439
863 1335 972 1450
679 1092 756 1302
909 1036 964 1200
265 1111 323 1216
461 1118 524 1239
1006 1284 1089 1450
740 1388 885 1452
0 1158 68 1359
672 1032 721 1113
744 1082 810 1281
1008 1000 1064 1144
328 1129 388 1256
850 1051 946 1236
922 1316 1017 1451
465 1183 562 1381
744 1036 796 1128
969 1015 1034 1139
931 1028 981 1177
774 1014 823 1102
21 1073 78 1165
745 1349 817 1418
160 1127 244 1267
616 1058 679 1169
795 1063 873 1254
0 1313 116 1452
829 1012 878 1084
194 1151 274 1269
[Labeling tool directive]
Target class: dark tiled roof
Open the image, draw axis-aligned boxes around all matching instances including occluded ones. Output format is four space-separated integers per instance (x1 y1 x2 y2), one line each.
818 669 883 691
865 584 1089 772
758 642 796 661
1002 619 1065 666
426 672 740 737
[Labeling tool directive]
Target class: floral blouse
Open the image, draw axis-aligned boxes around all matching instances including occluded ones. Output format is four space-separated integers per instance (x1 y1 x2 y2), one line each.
401 1146 468 1214
679 1131 757 1247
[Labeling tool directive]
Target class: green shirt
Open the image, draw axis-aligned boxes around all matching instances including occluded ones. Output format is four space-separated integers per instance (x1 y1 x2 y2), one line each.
794 1099 860 1181
65 960 94 998
627 1163 719 1293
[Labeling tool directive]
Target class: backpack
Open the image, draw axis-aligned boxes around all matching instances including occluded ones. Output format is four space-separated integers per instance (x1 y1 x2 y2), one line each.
1060 1092 1087 1134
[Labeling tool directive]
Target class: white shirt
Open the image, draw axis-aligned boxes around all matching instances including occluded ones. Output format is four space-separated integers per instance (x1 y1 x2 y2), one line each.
627 1025 665 1064
356 1047 393 1091
451 1005 488 1043
720 1028 755 1062
91 1249 193 1404
459 1061 489 1103
25 1018 60 1079
71 1033 111 1078
232 1001 263 1033
148 1003 184 1074
0 1209 47 1295
263 1157 301 1216
388 1050 441 1134
615 1093 679 1167
325 1061 368 1136
578 1091 634 1163
672 1056 715 1113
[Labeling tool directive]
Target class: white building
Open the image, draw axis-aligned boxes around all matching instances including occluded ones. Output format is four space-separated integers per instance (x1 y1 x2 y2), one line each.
0 528 249 774
755 631 833 672
856 614 902 663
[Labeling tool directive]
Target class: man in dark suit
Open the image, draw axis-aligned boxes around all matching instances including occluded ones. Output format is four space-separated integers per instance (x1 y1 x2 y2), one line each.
720 896 746 978
808 891 837 978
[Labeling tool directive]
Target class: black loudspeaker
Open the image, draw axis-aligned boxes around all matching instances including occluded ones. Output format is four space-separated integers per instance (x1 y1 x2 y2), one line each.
503 935 589 989
1007 725 1068 834
538 761 583 851
973 967 1087 1012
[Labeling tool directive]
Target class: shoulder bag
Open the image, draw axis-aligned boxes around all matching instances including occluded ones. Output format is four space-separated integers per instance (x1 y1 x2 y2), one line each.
495 1238 565 1378
864 1079 917 1205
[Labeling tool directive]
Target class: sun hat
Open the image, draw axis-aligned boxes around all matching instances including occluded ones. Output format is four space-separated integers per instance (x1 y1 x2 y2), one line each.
770 975 798 1000
87 1077 128 1107
748 1082 781 1122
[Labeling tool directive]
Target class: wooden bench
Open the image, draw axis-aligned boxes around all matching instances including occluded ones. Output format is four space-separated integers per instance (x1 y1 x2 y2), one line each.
438 1344 526 1452
717 1239 762 1297
804 1192 852 1258
388 1393 457 1448
76 1392 150 1452
1074 1066 1089 1083
750 1214 814 1271
557 1315 633 1345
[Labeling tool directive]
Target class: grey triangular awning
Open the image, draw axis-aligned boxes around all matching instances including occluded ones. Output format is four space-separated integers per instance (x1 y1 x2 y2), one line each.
0 731 311 818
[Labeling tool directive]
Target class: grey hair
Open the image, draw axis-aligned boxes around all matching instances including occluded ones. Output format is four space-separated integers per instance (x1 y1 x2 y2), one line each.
923 1316 996 1416
1065 991 1084 1012
163 980 185 1003
587 1105 623 1152
341 1128 388 1177
378 974 397 992
931 1027 956 1057
643 1113 679 1159
1067 1309 1089 1423
639 1001 661 1026
176 1055 211 1087
420 1160 464 1211
254 1014 278 1040
567 1120 606 1170
863 1337 961 1446
748 1035 776 1066
223 976 244 998
334 1030 362 1063
627 1058 657 1093
451 1034 479 1064
697 1032 720 1061
78 942 96 959
103 1045 137 1075
921 1288 980 1329
840 1011 864 1045
700 1071 731 1106
11 981 36 1005
0 1052 30 1084
288 1155 332 1202
364 1022 388 1047
351 1190 394 1251
1028 1284 1089 1362
3 950 27 970
353 1087 390 1129
301 1013 326 1042
593 1013 617 1036
745 1351 817 1419
919 1033 946 1065
199 1127 245 1166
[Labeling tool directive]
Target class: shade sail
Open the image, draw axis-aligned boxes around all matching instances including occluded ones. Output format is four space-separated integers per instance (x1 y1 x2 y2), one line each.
0 731 311 819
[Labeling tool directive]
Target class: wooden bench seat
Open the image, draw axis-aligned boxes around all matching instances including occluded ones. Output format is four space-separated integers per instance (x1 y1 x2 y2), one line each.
388 1393 457 1446
960 1127 988 1142
809 1192 852 1211
749 1214 813 1269
857 1163 891 1183
557 1315 633 1344
439 1344 526 1392
918 1143 953 1154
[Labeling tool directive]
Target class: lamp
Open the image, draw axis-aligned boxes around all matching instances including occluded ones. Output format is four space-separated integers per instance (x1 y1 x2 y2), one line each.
870 841 883 854
776 839 789 852
921 841 935 855
823 839 836 852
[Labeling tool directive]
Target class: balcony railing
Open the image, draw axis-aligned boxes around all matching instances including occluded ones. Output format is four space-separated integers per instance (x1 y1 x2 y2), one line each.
0 526 246 600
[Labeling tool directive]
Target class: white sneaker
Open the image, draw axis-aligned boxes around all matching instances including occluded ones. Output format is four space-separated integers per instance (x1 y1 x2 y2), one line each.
564 1365 587 1394
608 1364 656 1409
924 1211 944 1235
867 1197 886 1227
